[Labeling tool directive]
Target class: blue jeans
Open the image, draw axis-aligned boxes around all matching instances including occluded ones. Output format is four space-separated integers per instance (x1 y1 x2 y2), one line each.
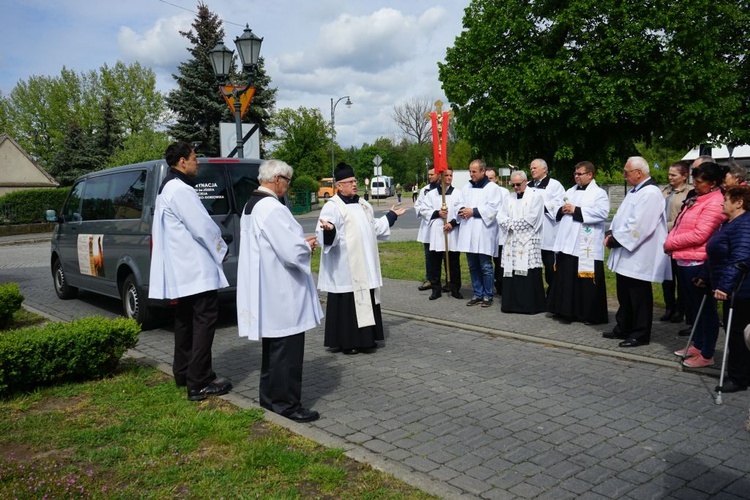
677 265 719 358
466 252 494 300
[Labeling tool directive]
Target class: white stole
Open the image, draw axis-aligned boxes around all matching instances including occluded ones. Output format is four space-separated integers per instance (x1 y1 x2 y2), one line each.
331 196 379 328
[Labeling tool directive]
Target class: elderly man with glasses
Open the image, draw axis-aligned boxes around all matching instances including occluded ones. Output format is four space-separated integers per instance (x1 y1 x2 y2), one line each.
498 170 546 313
604 156 672 348
547 161 610 325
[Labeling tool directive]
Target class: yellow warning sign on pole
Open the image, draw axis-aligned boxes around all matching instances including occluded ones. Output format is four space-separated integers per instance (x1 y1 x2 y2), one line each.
220 86 256 119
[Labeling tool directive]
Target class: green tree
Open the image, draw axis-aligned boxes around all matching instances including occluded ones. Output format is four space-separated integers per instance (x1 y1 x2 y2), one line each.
269 107 330 179
95 96 123 159
97 61 164 134
167 2 276 157
106 129 171 168
439 0 750 172
50 119 102 185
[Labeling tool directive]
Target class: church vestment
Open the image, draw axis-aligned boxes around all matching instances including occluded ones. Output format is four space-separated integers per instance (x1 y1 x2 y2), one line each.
236 188 323 416
499 189 546 314
529 176 566 290
419 183 462 295
317 194 396 350
607 178 671 344
546 179 610 324
149 167 230 393
455 177 505 300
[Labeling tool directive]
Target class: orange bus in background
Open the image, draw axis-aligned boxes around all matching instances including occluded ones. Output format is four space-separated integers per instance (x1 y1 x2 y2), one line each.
317 178 338 199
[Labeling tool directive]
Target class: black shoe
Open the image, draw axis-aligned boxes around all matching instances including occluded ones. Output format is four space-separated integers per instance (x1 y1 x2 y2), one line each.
188 378 233 401
602 331 628 340
467 297 482 306
659 309 674 322
481 298 493 308
442 284 451 292
619 338 649 348
284 408 320 423
670 312 684 323
678 326 693 337
451 290 464 299
715 379 748 393
342 348 359 355
429 290 442 300
418 281 431 291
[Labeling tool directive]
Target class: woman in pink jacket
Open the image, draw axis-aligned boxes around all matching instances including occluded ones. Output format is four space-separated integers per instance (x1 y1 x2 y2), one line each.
665 162 729 368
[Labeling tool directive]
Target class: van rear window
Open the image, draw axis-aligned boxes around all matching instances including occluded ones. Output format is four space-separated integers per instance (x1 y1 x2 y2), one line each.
194 166 229 215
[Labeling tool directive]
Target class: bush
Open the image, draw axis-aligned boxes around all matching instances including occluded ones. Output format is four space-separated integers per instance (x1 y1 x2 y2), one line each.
0 187 70 224
292 174 319 193
0 316 140 397
0 283 24 330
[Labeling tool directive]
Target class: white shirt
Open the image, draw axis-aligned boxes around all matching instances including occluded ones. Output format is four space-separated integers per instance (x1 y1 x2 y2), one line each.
529 176 566 251
454 178 505 256
236 192 323 340
419 185 463 252
607 179 672 283
149 175 228 299
553 180 609 261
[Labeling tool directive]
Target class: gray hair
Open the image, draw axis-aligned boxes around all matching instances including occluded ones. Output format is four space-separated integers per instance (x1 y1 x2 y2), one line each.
627 156 649 174
470 159 486 171
531 158 548 171
511 170 528 181
258 160 294 183
728 162 747 183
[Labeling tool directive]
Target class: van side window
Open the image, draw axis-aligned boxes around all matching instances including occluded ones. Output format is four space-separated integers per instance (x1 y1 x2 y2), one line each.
228 164 260 210
62 181 85 222
81 170 147 221
194 166 229 215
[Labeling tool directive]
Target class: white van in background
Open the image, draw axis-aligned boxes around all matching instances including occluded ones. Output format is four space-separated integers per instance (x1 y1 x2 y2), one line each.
370 175 394 198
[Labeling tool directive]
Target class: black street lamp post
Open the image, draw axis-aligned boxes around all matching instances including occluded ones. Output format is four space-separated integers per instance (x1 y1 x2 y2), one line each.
330 95 353 179
209 25 263 158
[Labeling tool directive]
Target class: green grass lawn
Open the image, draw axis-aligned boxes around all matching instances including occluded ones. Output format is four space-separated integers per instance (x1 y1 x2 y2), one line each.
0 361 434 499
315 241 666 309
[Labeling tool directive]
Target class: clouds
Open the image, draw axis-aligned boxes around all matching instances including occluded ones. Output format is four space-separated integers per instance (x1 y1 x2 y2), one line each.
1 0 468 148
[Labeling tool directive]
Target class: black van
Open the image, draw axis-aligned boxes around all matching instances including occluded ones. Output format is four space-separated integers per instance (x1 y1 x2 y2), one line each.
47 157 262 328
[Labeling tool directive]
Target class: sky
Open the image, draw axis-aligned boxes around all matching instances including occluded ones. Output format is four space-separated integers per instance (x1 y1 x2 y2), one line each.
1 0 470 149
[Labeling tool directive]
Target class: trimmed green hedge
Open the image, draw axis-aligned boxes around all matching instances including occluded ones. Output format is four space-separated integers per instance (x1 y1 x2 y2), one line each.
292 174 318 194
0 283 24 330
0 316 140 397
0 187 70 224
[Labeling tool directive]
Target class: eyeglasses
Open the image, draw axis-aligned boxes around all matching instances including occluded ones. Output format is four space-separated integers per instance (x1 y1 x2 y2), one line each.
337 180 357 185
573 171 589 177
511 182 525 187
278 175 291 183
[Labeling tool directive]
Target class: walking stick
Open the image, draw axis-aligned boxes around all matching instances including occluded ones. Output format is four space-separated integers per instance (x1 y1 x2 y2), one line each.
679 294 706 363
441 171 451 285
716 262 749 405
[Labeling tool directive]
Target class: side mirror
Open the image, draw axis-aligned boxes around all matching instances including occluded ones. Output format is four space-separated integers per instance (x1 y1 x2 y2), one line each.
45 210 58 223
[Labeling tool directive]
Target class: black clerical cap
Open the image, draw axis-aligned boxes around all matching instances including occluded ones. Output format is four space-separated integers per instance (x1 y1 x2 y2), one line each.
334 162 355 181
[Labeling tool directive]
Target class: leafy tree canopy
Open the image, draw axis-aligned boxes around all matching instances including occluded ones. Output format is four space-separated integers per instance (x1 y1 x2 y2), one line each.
439 0 750 172
268 106 330 179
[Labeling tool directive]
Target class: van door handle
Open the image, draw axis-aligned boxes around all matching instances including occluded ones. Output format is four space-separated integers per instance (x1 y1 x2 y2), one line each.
222 234 233 244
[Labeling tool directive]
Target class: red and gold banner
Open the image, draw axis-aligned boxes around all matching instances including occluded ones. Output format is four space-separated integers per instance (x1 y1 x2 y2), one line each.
429 104 451 174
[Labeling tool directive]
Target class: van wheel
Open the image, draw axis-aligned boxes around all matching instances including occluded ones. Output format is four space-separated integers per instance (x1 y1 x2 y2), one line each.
122 274 153 328
53 259 78 299
323 193 330 199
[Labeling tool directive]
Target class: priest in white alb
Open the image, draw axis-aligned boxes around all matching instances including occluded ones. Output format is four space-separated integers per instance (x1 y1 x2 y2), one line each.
499 170 546 314
317 162 406 355
546 161 610 325
604 156 671 348
236 160 323 423
455 159 505 308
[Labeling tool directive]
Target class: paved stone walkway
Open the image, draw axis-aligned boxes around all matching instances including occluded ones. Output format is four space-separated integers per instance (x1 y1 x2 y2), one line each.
3 239 750 499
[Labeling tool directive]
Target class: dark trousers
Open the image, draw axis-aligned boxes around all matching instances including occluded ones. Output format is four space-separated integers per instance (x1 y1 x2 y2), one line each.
722 298 750 386
428 250 461 291
173 290 219 391
613 274 653 343
260 332 305 416
493 245 503 295
677 265 719 358
661 258 684 315
541 249 555 291
423 243 430 282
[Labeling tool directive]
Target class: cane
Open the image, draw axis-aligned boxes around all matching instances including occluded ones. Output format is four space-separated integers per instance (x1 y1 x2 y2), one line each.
716 262 749 405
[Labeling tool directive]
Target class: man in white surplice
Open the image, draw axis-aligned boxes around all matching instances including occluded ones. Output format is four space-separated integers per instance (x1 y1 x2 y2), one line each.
528 158 565 292
499 170 546 314
604 156 671 348
236 160 323 423
455 159 505 307
317 162 406 355
415 168 439 291
149 141 232 402
546 161 610 325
